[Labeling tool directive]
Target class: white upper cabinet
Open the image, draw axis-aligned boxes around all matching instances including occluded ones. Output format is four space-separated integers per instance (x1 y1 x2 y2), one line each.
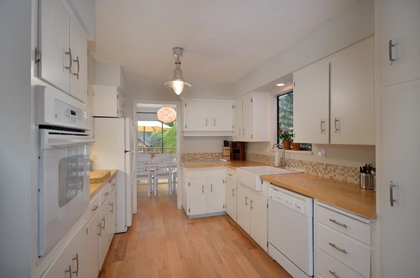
381 0 420 87
330 38 375 145
293 37 375 145
65 0 95 40
92 85 126 118
293 61 330 144
38 0 88 103
182 98 234 136
234 91 270 142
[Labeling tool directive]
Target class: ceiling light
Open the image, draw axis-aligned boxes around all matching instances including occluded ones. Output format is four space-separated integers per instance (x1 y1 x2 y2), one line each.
157 106 177 123
164 47 191 95
277 83 285 86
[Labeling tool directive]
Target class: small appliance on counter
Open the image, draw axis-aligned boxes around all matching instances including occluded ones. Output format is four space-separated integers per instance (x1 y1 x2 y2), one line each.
360 163 376 191
230 141 246 160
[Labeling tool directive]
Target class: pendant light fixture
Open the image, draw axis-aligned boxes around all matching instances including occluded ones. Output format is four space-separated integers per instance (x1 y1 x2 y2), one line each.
164 47 191 95
157 106 177 123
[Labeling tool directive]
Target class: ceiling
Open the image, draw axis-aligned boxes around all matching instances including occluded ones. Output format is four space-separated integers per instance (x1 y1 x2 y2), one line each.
90 0 358 91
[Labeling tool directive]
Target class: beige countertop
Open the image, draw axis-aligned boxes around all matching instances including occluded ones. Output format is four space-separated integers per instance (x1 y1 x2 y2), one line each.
89 169 117 197
261 173 376 219
181 160 376 219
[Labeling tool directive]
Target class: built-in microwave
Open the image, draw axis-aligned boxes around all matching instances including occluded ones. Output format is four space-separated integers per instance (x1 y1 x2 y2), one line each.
35 85 95 257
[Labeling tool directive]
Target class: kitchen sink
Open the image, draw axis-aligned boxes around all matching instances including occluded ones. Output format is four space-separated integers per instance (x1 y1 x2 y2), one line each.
237 166 303 191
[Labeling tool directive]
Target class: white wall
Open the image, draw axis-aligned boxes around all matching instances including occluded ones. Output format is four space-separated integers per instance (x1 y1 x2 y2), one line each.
234 0 374 97
0 0 33 276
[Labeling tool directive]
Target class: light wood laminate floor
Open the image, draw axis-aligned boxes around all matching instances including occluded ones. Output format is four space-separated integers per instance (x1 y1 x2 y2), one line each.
98 182 291 278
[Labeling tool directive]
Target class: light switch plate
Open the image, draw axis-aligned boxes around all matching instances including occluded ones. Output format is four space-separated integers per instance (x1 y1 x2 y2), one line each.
318 148 327 158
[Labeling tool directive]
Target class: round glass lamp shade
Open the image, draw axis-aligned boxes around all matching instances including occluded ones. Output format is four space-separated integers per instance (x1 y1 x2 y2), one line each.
157 106 177 123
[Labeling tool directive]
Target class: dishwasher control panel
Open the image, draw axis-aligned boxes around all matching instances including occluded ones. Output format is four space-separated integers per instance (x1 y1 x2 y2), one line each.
269 186 313 216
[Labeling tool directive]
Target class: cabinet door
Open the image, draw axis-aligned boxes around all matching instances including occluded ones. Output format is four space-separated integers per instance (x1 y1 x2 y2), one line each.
38 0 70 93
225 178 237 220
207 176 225 213
234 98 243 140
241 94 253 141
107 189 116 244
184 100 211 131
211 101 234 131
381 0 420 87
85 211 100 278
188 177 207 215
69 18 87 103
293 61 329 144
40 246 69 278
236 184 250 234
249 190 267 251
67 222 87 278
99 203 109 270
330 39 374 145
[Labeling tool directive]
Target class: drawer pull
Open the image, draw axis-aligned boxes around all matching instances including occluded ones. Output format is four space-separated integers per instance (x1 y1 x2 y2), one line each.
92 205 98 212
329 218 347 228
329 270 340 278
329 242 347 254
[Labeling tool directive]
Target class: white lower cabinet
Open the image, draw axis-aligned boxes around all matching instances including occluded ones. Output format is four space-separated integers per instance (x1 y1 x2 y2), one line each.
225 168 237 221
183 168 225 217
315 201 371 278
236 182 268 251
40 221 87 278
99 186 116 270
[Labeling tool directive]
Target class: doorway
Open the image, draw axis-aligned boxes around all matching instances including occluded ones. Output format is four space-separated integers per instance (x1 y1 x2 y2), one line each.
133 100 182 209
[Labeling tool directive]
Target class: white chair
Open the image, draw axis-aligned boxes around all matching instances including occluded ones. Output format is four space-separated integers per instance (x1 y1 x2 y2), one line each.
136 154 153 196
171 167 177 194
152 154 173 196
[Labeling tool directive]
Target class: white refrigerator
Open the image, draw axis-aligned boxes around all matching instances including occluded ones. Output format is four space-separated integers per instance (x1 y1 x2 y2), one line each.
90 117 136 233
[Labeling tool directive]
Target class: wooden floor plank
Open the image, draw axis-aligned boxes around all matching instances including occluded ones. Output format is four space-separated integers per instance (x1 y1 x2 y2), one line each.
99 183 291 278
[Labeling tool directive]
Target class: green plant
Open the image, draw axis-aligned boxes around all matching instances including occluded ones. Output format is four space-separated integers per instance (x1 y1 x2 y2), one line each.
278 129 293 142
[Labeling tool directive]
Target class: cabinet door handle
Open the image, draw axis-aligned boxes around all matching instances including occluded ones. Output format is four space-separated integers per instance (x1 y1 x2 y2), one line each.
109 201 114 213
329 218 347 228
72 253 79 277
250 199 253 210
202 185 204 193
329 242 347 254
320 119 325 134
334 117 340 133
72 56 80 79
206 118 208 126
211 184 213 192
101 217 106 230
232 188 235 197
242 128 245 136
329 270 340 278
214 118 216 126
65 48 72 72
390 181 396 206
97 222 102 236
389 40 395 65
65 265 72 278
245 196 248 206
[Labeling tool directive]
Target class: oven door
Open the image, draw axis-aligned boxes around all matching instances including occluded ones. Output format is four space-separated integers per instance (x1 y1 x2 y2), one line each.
37 128 95 257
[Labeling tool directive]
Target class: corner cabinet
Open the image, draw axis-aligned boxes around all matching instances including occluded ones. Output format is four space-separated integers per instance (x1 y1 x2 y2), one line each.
234 91 270 142
314 201 371 278
293 37 375 145
182 167 226 218
182 98 234 136
225 168 237 221
92 85 126 118
37 0 88 103
236 181 268 251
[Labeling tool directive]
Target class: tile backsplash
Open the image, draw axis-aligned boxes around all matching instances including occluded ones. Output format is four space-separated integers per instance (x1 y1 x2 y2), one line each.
181 152 360 185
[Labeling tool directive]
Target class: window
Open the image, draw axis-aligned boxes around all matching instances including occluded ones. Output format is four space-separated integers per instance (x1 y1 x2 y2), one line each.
277 92 312 151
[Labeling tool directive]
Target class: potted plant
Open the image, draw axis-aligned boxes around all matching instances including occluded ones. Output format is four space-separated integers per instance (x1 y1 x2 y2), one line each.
289 128 300 150
278 129 293 150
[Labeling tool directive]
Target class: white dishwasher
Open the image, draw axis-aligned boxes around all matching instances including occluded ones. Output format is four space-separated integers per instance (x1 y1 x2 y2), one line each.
268 185 314 278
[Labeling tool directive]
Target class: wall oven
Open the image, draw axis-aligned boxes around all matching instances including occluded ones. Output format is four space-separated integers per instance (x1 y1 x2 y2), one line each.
35 86 95 257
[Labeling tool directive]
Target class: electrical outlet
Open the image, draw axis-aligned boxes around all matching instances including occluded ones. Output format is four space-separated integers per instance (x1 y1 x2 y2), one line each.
318 148 327 158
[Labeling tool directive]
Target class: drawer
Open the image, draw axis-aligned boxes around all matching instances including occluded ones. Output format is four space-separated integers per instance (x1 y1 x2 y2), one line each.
99 182 110 206
109 176 116 192
225 168 237 181
317 248 365 278
316 223 370 277
86 194 100 220
316 202 371 245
